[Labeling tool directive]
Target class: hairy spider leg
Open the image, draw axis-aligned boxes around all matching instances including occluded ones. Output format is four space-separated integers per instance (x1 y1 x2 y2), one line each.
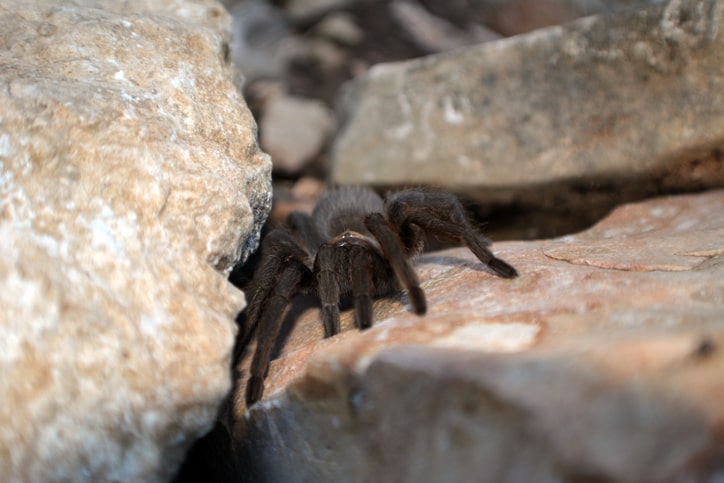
245 259 309 405
348 245 375 329
242 234 286 346
364 212 427 315
386 190 518 279
314 243 342 337
244 229 313 405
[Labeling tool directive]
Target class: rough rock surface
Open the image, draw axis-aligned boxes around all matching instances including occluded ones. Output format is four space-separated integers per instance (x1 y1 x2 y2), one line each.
0 0 270 482
233 190 724 482
332 0 724 210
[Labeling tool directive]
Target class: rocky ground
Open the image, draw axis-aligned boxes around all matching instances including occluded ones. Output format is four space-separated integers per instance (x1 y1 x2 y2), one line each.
0 0 722 482
186 0 723 481
228 189 724 483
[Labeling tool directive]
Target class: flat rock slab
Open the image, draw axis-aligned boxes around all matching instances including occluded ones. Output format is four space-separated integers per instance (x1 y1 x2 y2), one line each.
234 189 724 482
331 0 724 211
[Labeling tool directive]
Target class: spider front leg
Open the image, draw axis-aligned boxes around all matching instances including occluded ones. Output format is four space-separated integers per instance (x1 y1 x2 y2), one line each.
348 245 375 330
365 213 427 315
314 243 341 337
246 261 309 405
385 190 518 279
244 230 312 405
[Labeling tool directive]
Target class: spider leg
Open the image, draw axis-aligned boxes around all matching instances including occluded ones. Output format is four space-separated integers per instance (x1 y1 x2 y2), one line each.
242 233 287 346
386 190 518 279
314 243 341 337
245 259 310 405
348 245 374 329
243 229 313 405
364 213 427 315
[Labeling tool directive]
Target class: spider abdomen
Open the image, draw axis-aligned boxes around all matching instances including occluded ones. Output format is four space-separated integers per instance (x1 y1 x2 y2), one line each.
312 187 385 241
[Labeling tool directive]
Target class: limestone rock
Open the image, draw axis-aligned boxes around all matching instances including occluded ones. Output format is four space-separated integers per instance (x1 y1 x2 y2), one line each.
0 0 270 482
233 190 724 482
331 0 724 210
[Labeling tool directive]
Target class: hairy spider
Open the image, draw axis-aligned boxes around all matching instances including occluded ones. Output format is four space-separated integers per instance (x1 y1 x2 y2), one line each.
241 187 517 405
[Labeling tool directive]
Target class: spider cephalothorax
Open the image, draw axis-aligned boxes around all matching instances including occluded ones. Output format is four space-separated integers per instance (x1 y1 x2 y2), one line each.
241 187 517 405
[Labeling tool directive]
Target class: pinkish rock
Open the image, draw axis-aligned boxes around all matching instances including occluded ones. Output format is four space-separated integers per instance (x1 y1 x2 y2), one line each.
232 190 724 482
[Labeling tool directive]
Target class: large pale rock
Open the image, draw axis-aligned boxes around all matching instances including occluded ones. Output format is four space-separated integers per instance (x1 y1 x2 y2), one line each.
332 0 724 209
232 190 724 482
0 0 270 482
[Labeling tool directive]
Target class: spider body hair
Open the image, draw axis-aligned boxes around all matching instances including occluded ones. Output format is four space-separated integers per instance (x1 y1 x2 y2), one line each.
313 186 385 241
241 187 517 406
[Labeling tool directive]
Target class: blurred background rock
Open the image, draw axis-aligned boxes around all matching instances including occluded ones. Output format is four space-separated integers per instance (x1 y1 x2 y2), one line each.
221 0 721 244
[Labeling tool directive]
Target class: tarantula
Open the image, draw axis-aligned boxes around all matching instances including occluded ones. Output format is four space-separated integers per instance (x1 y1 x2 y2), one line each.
241 187 517 406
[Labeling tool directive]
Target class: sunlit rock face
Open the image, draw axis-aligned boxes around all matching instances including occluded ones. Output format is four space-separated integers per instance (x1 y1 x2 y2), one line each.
0 0 271 481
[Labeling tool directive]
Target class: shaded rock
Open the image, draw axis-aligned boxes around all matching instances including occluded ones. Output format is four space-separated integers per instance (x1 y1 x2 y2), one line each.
260 94 336 176
228 0 290 80
390 0 501 54
267 176 328 224
483 0 606 36
233 189 724 482
417 0 639 37
331 0 724 213
0 0 270 481
312 11 365 46
284 0 366 24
